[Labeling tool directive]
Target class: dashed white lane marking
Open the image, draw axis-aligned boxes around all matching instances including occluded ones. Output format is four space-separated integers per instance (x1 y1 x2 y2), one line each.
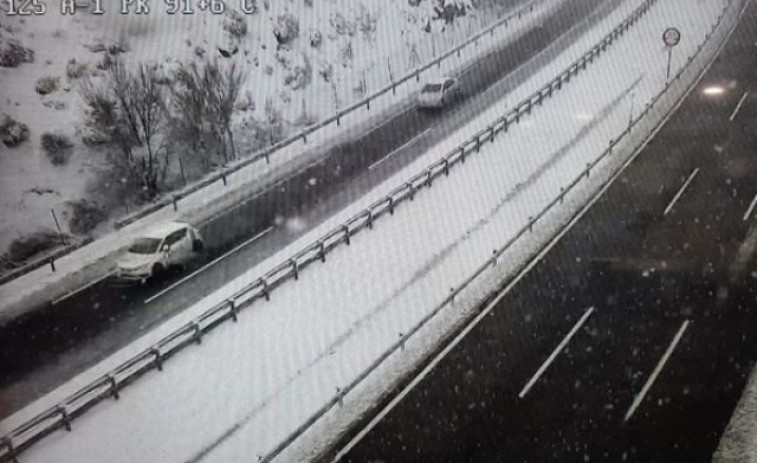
518 306 596 399
624 320 690 422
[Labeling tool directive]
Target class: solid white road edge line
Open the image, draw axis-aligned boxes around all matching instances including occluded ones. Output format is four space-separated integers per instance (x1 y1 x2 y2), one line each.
663 167 700 216
623 320 690 422
518 306 595 399
729 91 749 122
143 226 274 305
368 128 433 171
743 192 757 221
51 271 115 306
331 4 732 457
331 84 684 461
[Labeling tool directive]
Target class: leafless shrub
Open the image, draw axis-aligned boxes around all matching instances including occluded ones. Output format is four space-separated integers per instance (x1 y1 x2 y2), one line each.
41 132 73 165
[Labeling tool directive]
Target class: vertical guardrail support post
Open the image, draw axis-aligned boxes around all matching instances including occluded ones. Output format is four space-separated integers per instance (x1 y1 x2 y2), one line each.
559 187 565 204
172 196 178 212
407 183 415 201
152 348 163 371
57 406 71 432
389 197 395 215
1 437 17 463
342 225 351 245
228 298 238 322
261 279 270 301
290 259 299 280
108 375 120 400
319 241 326 262
193 322 203 344
460 146 466 164
49 258 56 273
367 210 373 229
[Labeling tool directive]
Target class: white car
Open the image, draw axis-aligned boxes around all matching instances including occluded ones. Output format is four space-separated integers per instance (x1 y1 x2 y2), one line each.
417 76 461 109
116 221 204 281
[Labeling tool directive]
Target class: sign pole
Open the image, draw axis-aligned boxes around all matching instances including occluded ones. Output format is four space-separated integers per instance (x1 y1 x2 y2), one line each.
662 27 681 82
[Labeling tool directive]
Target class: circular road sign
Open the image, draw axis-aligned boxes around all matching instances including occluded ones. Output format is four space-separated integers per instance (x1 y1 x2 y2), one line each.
663 27 681 47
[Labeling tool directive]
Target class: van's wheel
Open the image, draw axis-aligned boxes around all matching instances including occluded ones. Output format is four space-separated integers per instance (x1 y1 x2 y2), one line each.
152 263 165 278
193 239 205 253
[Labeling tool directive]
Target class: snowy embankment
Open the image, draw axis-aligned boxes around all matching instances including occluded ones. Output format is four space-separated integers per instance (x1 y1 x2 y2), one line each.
713 364 757 463
0 0 740 461
0 0 557 325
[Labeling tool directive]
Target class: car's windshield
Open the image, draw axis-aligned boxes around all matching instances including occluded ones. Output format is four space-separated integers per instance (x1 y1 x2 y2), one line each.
128 238 161 255
421 83 442 93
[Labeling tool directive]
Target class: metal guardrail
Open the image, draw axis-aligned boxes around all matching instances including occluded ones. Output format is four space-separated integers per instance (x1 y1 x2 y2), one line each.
261 0 740 460
1 0 712 459
0 0 540 287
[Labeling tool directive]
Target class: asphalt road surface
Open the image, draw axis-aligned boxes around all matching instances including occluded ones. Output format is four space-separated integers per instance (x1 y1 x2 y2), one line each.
332 3 757 463
0 0 621 419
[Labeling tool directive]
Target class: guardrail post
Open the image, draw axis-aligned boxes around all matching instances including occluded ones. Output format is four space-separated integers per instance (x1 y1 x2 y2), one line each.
585 162 592 178
172 196 179 212
460 146 466 164
342 225 351 245
443 159 450 176
261 279 270 301
193 322 203 344
389 196 395 214
49 258 56 272
366 98 371 111
57 406 71 432
336 387 343 407
490 125 496 141
476 135 481 152
367 210 373 229
290 259 299 280
559 187 565 204
108 375 120 400
407 182 415 201
399 332 405 351
426 169 433 187
528 217 534 232
319 241 326 262
302 133 307 144
1 437 18 463
228 298 238 322
152 348 163 371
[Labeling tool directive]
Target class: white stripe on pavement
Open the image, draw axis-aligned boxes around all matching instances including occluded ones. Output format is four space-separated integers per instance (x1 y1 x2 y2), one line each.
663 168 700 216
143 226 274 305
624 320 690 422
368 128 433 171
743 193 757 221
51 271 115 306
729 91 749 122
518 306 595 398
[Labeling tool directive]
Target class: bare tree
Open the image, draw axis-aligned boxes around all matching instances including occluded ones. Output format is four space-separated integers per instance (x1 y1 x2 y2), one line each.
170 61 245 168
80 60 169 199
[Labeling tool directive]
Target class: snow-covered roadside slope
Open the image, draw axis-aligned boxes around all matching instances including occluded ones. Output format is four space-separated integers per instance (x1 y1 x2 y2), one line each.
0 0 526 254
0 0 736 461
0 0 555 324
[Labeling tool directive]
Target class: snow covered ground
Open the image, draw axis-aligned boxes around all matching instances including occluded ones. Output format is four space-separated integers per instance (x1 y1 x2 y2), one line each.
0 0 556 324
0 0 738 460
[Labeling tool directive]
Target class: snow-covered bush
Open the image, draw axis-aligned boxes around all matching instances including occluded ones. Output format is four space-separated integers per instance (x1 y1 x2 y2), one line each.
41 132 73 165
0 38 34 68
0 116 29 147
274 14 300 44
309 30 322 48
66 58 88 80
35 76 59 95
5 230 63 264
67 199 107 235
224 10 248 39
